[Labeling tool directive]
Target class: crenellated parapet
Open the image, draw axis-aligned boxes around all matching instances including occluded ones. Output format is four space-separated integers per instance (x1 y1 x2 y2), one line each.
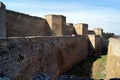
74 23 88 36
93 28 103 37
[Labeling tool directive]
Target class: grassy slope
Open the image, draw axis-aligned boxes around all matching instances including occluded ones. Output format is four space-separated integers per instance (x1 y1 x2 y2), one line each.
92 55 107 79
64 55 107 79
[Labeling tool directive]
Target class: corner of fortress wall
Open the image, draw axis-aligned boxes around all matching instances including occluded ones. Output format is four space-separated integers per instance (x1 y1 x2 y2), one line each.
74 23 88 36
93 28 103 37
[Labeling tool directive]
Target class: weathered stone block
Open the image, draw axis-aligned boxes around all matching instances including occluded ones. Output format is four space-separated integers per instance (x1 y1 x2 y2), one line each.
74 23 88 35
45 14 66 36
94 28 103 37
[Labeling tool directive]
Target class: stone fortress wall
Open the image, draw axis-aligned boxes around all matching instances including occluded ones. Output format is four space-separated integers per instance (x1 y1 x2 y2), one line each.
0 36 88 80
6 10 48 37
0 2 115 80
0 2 114 38
0 2 108 55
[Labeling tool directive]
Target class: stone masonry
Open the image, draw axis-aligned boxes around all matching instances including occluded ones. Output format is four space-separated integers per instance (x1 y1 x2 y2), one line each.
45 14 66 36
74 23 88 36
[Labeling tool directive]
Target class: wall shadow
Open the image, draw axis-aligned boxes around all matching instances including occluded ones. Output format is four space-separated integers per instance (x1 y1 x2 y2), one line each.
61 54 106 79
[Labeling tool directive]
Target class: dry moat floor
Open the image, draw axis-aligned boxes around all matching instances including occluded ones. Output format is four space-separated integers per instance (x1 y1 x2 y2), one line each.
63 54 107 80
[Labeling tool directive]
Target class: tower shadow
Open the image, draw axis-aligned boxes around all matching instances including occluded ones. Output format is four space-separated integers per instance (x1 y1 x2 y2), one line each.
62 54 106 79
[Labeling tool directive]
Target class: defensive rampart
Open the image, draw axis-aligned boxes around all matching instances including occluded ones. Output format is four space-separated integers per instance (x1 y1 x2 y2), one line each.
0 36 88 80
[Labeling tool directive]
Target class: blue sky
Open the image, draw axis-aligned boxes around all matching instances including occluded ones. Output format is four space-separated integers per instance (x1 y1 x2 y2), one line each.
1 0 120 35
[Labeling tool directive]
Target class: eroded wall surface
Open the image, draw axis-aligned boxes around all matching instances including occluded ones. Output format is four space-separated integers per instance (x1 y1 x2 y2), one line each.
6 10 48 37
106 38 120 79
45 15 66 36
0 36 88 80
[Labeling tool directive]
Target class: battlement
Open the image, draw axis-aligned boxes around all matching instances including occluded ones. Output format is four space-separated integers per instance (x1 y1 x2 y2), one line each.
93 28 103 37
74 23 88 35
0 2 114 38
45 14 66 36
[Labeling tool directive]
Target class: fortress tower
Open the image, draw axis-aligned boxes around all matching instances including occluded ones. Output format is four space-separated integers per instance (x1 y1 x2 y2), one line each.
94 28 103 37
45 14 66 36
0 2 6 37
74 23 88 35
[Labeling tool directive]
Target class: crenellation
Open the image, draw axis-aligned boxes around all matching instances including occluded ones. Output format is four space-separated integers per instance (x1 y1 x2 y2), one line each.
0 2 113 55
0 2 115 39
0 2 115 55
74 23 88 36
93 28 103 37
45 14 66 36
